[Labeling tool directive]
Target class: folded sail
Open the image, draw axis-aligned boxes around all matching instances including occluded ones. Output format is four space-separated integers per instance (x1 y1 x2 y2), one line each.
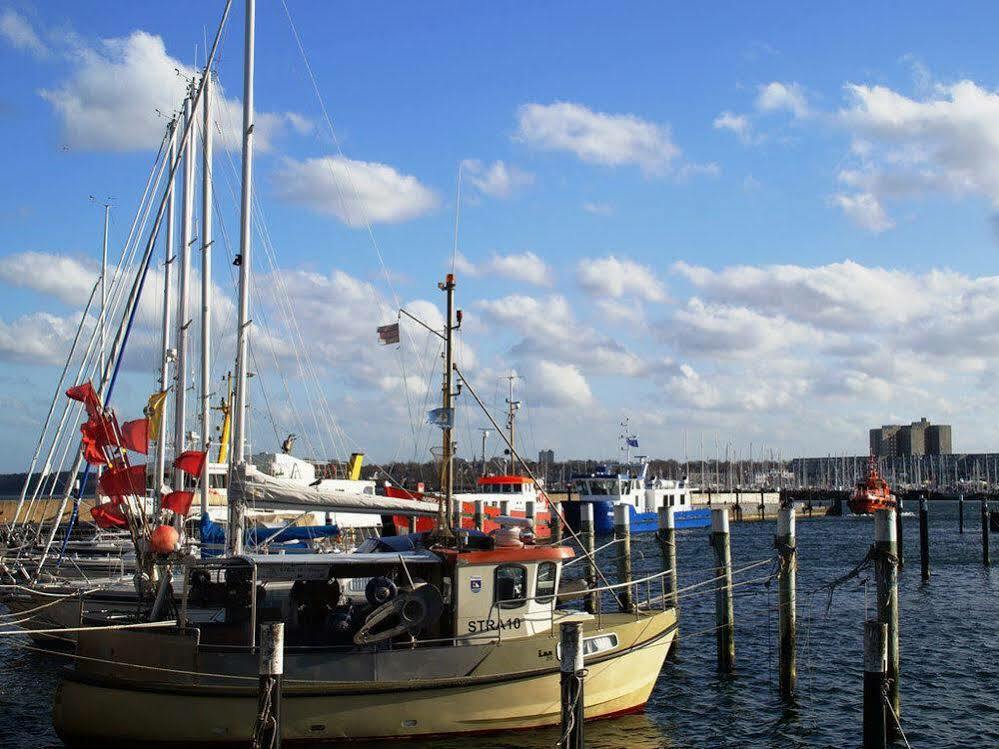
229 464 439 516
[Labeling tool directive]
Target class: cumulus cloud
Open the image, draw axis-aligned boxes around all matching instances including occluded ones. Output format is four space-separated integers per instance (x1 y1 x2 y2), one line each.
0 9 47 57
454 251 552 286
515 101 680 175
666 298 818 357
756 81 809 117
577 255 667 302
0 252 97 305
831 191 894 232
461 159 534 198
521 360 593 408
273 155 439 227
38 30 304 152
0 311 84 365
582 202 614 216
713 111 754 142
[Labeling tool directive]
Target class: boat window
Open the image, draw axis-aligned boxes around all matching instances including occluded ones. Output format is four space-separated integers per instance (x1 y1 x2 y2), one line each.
536 562 557 604
494 564 527 609
583 633 618 656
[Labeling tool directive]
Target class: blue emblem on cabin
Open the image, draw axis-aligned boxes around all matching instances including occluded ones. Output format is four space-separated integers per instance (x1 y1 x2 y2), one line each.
470 576 482 593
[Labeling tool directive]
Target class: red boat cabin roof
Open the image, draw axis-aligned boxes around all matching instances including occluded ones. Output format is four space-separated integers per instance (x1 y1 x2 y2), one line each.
477 475 534 486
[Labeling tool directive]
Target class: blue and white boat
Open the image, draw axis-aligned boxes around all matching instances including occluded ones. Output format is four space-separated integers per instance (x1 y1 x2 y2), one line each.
562 459 711 534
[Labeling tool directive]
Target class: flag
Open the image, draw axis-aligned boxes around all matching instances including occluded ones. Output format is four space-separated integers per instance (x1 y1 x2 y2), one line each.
627 437 639 448
377 323 400 345
120 418 149 454
79 421 107 465
98 464 147 499
66 381 102 419
174 450 207 477
162 490 195 516
90 503 128 529
427 407 454 429
144 391 168 443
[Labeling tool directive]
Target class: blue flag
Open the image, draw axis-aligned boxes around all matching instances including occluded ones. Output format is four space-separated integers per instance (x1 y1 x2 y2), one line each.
427 407 454 429
627 437 639 448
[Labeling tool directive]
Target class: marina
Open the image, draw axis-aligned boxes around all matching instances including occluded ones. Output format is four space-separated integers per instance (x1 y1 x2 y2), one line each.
2 1 999 747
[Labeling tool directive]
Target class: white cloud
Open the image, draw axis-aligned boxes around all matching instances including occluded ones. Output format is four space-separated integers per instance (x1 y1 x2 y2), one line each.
521 360 593 408
455 251 552 287
273 155 439 227
461 159 534 198
0 252 97 304
713 111 753 142
0 9 47 57
667 298 818 357
0 311 83 365
516 101 680 175
831 192 894 232
577 255 667 302
583 202 614 216
39 30 301 152
756 81 809 117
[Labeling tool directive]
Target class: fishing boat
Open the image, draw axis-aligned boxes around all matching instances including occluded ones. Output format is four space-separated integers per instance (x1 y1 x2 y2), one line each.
848 457 895 515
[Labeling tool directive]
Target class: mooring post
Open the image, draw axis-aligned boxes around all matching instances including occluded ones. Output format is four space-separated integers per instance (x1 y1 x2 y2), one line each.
759 489 765 521
526 499 536 534
452 498 463 531
894 496 904 569
711 507 735 672
580 503 599 614
919 497 929 582
982 499 991 567
408 515 418 535
551 503 563 544
559 621 585 749
863 620 888 749
613 504 634 612
776 504 797 700
252 622 284 749
958 493 964 534
874 509 900 735
473 499 485 532
656 507 679 611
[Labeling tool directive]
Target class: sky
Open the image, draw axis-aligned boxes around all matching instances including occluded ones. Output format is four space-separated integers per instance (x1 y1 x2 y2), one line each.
3 1 999 473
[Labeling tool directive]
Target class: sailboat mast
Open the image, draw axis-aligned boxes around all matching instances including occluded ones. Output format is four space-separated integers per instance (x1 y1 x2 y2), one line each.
173 85 196 494
157 120 178 497
442 273 456 529
99 203 110 376
505 374 520 474
230 0 255 556
199 71 213 517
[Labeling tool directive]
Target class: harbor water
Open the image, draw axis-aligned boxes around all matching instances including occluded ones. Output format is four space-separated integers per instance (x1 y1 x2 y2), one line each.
2 501 997 748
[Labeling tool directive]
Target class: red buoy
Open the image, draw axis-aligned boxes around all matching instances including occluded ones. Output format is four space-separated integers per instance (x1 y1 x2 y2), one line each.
149 524 179 554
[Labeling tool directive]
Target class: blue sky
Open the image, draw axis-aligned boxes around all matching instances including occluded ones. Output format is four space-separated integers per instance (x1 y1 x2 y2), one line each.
3 1 999 474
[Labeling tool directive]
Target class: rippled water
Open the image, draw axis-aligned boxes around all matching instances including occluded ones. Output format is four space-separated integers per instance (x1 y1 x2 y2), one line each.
3 502 997 748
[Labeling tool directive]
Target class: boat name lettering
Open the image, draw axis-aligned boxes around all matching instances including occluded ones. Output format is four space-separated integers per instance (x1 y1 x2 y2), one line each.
467 617 523 633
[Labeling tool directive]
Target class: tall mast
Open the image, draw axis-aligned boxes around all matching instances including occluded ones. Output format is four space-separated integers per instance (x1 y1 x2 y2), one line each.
199 71 214 517
230 0 255 556
99 202 110 377
157 120 179 495
441 273 456 532
505 373 520 474
173 85 196 494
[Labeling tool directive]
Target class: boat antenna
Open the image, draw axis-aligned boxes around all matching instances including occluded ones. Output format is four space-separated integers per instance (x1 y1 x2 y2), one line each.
504 373 521 474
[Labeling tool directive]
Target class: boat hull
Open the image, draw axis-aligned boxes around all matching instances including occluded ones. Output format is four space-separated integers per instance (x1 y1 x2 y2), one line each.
54 612 675 745
562 500 711 534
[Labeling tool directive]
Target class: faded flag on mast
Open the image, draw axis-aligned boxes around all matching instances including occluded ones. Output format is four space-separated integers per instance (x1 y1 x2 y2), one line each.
377 323 400 345
427 407 454 430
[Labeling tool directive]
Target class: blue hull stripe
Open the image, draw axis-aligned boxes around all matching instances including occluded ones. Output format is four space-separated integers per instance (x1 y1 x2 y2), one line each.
561 501 712 534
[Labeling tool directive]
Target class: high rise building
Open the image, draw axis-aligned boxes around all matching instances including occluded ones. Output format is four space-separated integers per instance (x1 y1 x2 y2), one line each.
869 418 952 456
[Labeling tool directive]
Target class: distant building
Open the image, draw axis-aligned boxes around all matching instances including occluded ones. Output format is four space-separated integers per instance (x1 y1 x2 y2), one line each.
538 449 555 465
870 418 952 457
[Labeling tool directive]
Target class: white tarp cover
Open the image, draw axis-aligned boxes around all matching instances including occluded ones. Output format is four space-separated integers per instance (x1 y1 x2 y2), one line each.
230 464 439 516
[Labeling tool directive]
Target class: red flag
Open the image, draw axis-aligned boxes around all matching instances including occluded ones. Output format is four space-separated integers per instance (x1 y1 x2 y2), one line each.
162 490 195 516
120 418 149 454
66 382 102 420
79 422 106 465
174 450 207 477
98 464 147 498
90 503 127 529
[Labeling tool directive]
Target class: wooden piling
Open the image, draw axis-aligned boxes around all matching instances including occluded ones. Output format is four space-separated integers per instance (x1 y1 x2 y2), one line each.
863 620 888 749
958 493 964 534
919 497 929 582
874 509 900 734
656 507 678 611
526 500 536 533
252 622 284 749
473 500 485 532
551 504 563 544
759 489 765 521
580 503 599 614
894 497 904 569
982 499 991 567
613 505 634 612
776 505 797 700
559 621 585 749
407 516 418 535
711 508 735 672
